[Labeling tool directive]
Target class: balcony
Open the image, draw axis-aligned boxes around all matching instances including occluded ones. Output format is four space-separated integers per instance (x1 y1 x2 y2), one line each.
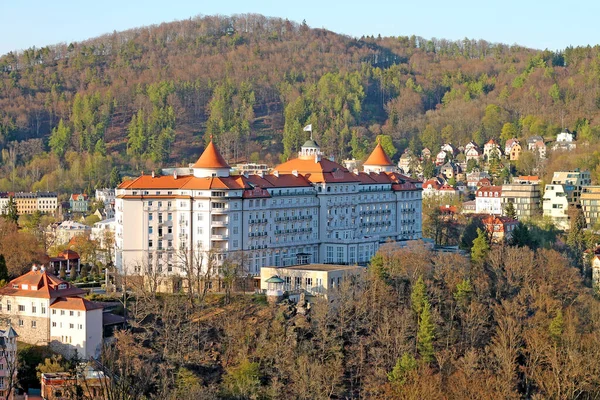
211 234 229 240
211 220 228 226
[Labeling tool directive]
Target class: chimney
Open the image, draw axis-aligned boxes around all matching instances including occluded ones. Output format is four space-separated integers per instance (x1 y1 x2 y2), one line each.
31 264 38 272
274 171 279 178
173 170 178 180
353 168 359 175
292 170 298 177
243 171 249 178
151 171 155 178
315 154 321 163
40 265 46 272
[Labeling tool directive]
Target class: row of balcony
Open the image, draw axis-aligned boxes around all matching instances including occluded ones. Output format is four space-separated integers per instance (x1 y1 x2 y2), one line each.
274 227 313 235
249 232 268 237
249 218 268 224
360 209 392 216
274 215 312 222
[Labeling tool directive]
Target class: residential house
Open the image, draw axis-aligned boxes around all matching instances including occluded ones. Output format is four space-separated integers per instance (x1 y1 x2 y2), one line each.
421 148 432 160
552 129 576 151
422 178 444 197
440 162 461 180
435 149 448 166
0 327 17 400
466 171 491 191
441 143 458 158
465 146 482 163
513 175 541 184
69 194 89 213
543 170 591 230
482 215 519 243
501 183 542 219
52 221 91 245
527 136 547 159
483 139 502 160
504 138 522 161
91 218 116 265
475 186 504 215
0 266 104 359
462 200 476 214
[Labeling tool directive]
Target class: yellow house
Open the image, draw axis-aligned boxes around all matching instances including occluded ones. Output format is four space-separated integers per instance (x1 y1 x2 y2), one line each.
260 264 364 301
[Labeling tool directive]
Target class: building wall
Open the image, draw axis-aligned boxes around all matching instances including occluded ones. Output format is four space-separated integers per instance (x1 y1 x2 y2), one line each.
117 179 422 276
1 296 51 345
85 309 103 358
581 186 600 228
501 184 541 219
49 308 89 359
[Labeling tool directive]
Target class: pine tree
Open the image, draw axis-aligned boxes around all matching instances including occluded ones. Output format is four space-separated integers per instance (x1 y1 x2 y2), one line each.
504 201 517 219
417 299 436 363
471 228 490 263
410 276 427 316
0 254 8 282
387 353 417 385
49 119 71 159
109 167 121 188
549 308 564 342
3 196 18 224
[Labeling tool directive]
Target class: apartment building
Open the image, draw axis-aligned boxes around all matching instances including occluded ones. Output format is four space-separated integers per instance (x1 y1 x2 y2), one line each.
115 139 423 278
0 192 58 215
69 194 89 213
0 266 103 359
0 327 17 400
543 170 591 230
501 183 541 219
475 186 503 215
581 186 600 228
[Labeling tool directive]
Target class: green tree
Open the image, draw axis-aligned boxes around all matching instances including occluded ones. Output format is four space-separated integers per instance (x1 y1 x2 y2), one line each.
109 167 121 188
500 122 518 143
566 209 587 272
509 222 536 248
422 161 436 179
417 299 436 363
549 308 564 342
411 276 427 316
460 218 485 251
49 119 71 159
3 196 18 224
387 353 417 385
453 279 473 307
421 124 440 152
222 359 261 398
0 254 8 282
376 134 397 159
549 83 561 103
471 228 490 263
504 202 517 219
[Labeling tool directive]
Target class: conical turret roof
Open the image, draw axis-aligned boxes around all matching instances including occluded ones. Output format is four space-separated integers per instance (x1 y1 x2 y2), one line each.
364 143 394 166
193 140 230 169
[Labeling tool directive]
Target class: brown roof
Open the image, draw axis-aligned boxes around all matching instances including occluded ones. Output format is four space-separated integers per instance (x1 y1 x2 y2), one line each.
52 250 80 261
0 269 86 299
192 140 230 169
49 297 104 311
364 143 394 166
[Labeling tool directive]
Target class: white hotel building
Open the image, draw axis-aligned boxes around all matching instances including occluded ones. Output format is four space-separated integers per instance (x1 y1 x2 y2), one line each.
115 139 422 276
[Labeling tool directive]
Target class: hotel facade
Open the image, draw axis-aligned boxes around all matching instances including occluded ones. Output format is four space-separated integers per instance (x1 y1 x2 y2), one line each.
115 139 422 277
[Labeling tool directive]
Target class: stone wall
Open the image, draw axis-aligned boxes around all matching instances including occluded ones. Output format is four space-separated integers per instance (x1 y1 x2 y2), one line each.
0 316 49 346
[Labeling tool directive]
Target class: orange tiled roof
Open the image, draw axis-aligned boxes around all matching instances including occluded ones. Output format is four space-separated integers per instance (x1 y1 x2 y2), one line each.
246 174 312 188
274 157 360 184
192 141 230 169
364 143 394 166
116 175 251 191
0 269 86 299
49 297 103 311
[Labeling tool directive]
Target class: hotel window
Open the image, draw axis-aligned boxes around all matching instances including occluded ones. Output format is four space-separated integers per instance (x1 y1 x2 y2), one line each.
149 213 153 221
52 309 56 315
61 310 65 316
69 324 74 329
31 321 36 328
18 305 25 312
69 311 74 316
149 226 153 235
32 304 36 313
52 322 56 327
18 320 23 327
158 214 163 223
149 239 153 248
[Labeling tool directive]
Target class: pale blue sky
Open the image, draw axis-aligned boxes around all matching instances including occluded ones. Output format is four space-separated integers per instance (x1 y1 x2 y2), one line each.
1 0 597 55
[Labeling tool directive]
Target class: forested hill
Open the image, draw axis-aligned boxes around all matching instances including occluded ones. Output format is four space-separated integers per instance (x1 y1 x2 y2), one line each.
1 14 599 193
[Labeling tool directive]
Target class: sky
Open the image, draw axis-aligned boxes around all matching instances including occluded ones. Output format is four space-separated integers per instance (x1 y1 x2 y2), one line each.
1 0 598 55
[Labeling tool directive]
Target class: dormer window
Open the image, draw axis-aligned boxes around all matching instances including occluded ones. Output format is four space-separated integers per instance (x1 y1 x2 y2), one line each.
58 283 67 290
12 285 18 289
21 284 28 290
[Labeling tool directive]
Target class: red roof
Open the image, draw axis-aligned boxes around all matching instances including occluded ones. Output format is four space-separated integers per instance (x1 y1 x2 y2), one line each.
192 141 230 169
364 143 394 166
274 157 360 184
0 269 85 299
53 249 80 261
49 297 103 312
476 185 502 197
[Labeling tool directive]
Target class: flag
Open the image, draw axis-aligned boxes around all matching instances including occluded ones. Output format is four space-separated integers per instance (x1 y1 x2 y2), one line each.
303 124 312 132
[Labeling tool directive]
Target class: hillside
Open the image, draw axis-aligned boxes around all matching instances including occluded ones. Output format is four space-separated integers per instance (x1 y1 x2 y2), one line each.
1 14 600 193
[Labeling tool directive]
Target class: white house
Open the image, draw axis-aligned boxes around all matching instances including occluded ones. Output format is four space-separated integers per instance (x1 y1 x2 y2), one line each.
552 130 576 151
0 266 104 359
543 170 591 230
475 186 504 215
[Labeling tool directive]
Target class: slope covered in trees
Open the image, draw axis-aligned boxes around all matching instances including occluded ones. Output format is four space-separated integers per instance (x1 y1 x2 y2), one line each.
2 14 600 193
87 243 600 399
